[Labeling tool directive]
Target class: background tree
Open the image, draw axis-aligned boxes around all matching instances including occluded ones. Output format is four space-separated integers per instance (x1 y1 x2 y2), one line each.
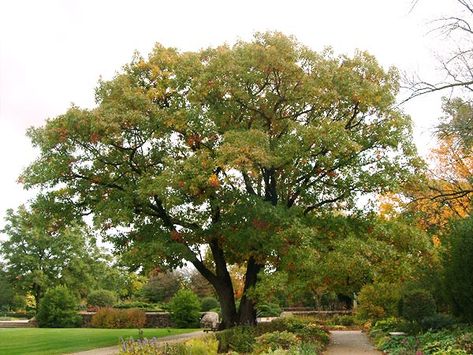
186 270 215 298
0 201 105 307
140 271 182 303
22 32 420 327
254 213 434 313
0 265 16 311
442 214 473 321
408 0 473 99
404 0 473 208
95 265 146 300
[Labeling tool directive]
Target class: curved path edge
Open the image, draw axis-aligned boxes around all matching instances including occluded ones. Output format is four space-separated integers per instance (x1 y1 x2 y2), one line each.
68 330 205 355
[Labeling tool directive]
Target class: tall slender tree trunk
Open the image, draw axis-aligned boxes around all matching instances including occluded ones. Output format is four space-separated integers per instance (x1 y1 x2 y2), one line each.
32 283 42 312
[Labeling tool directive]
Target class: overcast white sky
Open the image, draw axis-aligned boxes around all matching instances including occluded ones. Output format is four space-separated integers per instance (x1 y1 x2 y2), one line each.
0 0 459 232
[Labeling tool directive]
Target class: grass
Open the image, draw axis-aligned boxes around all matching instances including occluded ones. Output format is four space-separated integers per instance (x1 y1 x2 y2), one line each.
0 328 199 355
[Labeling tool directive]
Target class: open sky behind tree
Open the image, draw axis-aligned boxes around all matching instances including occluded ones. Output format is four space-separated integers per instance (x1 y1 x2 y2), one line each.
0 0 458 232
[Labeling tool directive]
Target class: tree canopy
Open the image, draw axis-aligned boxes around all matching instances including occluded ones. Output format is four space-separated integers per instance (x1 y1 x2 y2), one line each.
0 201 102 307
22 32 419 327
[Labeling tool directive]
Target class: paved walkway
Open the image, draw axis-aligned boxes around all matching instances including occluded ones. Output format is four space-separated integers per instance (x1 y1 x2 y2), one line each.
324 330 381 355
68 330 205 355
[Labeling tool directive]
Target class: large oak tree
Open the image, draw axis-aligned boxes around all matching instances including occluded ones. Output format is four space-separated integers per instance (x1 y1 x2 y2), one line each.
22 32 419 327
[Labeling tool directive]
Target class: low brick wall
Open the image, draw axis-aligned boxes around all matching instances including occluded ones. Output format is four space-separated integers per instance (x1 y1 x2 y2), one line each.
79 311 174 328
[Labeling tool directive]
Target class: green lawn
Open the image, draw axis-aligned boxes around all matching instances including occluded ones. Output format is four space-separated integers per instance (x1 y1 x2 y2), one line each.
0 328 198 355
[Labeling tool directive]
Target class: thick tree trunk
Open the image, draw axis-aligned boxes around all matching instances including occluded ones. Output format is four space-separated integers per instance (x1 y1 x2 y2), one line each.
188 239 264 329
237 256 263 326
215 279 238 329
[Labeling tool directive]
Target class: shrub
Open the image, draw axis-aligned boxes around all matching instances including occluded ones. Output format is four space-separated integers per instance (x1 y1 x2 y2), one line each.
36 285 82 328
356 282 401 321
91 307 146 328
256 302 282 317
168 289 201 328
420 313 457 330
201 297 219 312
216 326 256 353
255 317 329 345
372 317 414 333
253 331 301 353
216 317 329 354
443 216 473 322
399 289 436 323
376 328 473 355
87 289 116 308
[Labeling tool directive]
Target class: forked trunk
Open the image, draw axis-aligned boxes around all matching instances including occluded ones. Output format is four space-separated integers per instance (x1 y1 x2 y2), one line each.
237 256 263 326
213 257 263 328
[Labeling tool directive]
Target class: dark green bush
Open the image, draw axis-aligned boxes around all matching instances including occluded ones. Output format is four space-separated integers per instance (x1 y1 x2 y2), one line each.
399 289 436 323
420 313 457 330
256 302 282 317
90 307 146 328
370 317 421 338
371 317 415 334
377 327 473 354
87 289 116 308
443 216 473 322
200 296 219 312
168 289 201 328
36 286 82 328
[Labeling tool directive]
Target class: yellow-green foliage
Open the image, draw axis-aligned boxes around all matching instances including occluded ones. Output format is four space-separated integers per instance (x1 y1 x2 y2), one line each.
356 282 401 321
119 335 217 355
183 337 218 355
253 331 301 354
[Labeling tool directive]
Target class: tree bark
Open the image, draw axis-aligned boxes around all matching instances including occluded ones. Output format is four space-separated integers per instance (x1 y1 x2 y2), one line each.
32 283 41 312
237 256 263 326
215 278 238 329
209 238 239 328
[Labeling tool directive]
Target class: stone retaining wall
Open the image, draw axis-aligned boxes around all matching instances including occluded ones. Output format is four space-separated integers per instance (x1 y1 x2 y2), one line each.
0 320 36 328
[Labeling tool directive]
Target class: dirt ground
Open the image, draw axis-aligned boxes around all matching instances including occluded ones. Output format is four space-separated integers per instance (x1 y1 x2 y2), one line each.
324 330 382 355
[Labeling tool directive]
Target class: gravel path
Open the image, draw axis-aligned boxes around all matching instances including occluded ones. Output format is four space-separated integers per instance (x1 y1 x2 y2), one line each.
68 330 205 355
324 330 381 355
